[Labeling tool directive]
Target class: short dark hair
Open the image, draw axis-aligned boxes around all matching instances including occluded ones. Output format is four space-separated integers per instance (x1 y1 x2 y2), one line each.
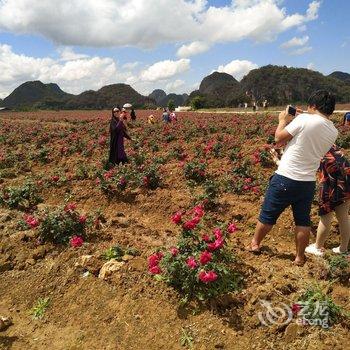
307 90 336 115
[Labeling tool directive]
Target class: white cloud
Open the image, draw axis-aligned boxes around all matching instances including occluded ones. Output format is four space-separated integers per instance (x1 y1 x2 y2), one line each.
0 0 321 49
122 61 140 70
166 79 185 93
139 59 190 82
291 46 312 55
281 36 309 49
216 59 258 81
177 41 210 58
58 47 89 61
306 0 321 20
0 44 130 98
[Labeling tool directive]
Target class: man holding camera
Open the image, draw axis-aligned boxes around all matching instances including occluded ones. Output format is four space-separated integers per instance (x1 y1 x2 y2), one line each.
249 90 338 265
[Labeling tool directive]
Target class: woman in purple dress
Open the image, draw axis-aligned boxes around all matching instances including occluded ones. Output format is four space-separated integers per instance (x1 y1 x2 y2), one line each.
108 108 131 166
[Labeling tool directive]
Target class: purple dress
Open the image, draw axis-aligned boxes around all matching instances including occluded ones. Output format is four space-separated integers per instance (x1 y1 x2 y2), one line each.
108 117 130 165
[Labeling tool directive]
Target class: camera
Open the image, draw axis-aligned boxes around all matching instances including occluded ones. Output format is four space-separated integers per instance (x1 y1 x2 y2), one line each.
288 105 297 117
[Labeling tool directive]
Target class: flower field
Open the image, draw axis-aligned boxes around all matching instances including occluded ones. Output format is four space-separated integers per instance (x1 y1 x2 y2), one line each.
0 110 349 350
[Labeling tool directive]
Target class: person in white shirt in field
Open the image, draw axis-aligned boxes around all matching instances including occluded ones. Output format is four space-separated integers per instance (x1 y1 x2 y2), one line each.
249 90 338 266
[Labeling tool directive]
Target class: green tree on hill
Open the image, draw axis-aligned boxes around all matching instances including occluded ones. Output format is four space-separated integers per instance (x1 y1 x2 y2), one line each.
167 99 175 111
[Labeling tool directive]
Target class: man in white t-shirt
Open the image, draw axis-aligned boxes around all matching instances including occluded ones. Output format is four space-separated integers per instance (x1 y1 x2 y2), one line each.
249 90 338 265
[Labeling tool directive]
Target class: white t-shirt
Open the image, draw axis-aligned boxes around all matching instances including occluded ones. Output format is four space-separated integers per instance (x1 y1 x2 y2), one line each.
276 113 338 181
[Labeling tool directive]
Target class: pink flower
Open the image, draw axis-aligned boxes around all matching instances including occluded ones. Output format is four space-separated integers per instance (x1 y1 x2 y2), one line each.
103 170 114 180
186 256 198 269
193 205 205 218
213 228 222 239
25 215 39 228
149 266 162 274
170 247 179 257
199 251 212 265
291 303 302 315
148 253 163 267
207 238 224 251
228 223 238 234
191 216 200 225
171 212 182 225
95 178 101 185
202 234 211 242
98 135 106 146
64 203 77 212
51 175 59 182
79 215 87 224
243 185 250 191
244 177 252 184
252 186 260 194
70 235 84 248
143 176 150 186
198 270 218 283
183 220 197 231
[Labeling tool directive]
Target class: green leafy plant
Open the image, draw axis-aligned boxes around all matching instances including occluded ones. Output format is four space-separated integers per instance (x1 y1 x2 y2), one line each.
180 328 194 348
0 181 42 210
103 245 124 261
296 284 345 328
38 204 88 244
327 254 350 281
184 160 207 184
148 206 240 303
31 298 50 319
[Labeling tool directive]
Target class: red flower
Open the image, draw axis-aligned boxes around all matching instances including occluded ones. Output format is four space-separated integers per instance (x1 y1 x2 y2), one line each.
149 266 162 274
193 205 205 218
207 238 224 251
98 135 106 146
79 215 87 224
191 216 200 225
143 176 150 186
148 253 163 267
199 251 212 265
252 186 260 194
24 215 39 228
70 235 84 248
186 256 198 269
183 220 197 231
170 247 179 257
171 212 182 225
51 175 59 182
198 270 218 283
213 228 222 239
64 203 77 212
228 223 238 234
291 303 302 315
202 234 210 242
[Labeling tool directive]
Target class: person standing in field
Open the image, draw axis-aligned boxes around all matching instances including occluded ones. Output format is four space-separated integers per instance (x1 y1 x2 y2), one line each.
249 90 338 265
305 144 350 256
162 108 171 123
130 108 136 121
343 111 350 126
108 107 131 166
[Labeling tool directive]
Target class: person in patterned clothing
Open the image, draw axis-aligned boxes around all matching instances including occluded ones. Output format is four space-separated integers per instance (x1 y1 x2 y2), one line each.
306 144 350 256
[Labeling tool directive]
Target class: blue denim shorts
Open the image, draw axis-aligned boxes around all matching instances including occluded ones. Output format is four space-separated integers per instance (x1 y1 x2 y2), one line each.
259 173 316 227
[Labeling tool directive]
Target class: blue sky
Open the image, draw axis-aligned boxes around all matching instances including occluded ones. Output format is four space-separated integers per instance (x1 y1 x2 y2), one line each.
0 0 348 98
